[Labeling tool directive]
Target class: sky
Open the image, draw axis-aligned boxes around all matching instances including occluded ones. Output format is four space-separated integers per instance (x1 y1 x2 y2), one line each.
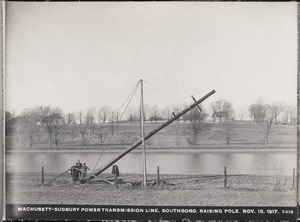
5 2 298 116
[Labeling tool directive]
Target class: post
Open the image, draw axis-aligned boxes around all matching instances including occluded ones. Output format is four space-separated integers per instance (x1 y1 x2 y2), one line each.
41 166 44 184
157 166 160 186
293 168 295 188
140 79 147 188
224 166 227 188
114 173 117 186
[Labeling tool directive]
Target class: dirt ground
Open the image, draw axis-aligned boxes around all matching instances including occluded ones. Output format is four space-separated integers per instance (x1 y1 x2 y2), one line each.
6 172 296 206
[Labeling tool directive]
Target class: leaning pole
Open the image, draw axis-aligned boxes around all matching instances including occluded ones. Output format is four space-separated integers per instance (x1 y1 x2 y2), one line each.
80 89 216 184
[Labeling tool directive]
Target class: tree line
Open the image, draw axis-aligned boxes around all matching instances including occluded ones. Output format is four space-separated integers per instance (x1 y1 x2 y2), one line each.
5 99 296 147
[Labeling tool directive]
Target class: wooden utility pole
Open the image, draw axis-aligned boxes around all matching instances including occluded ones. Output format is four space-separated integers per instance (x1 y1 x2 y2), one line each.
80 89 216 184
140 79 147 188
191 95 202 112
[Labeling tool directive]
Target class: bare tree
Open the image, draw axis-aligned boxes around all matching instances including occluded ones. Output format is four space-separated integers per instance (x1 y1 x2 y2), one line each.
98 106 112 123
149 105 164 123
76 110 88 145
161 105 171 120
289 106 296 125
270 101 284 124
65 113 76 125
52 107 66 146
283 105 296 125
77 107 97 144
78 124 88 145
77 110 83 124
185 107 209 145
143 103 151 121
249 99 265 123
215 100 223 122
256 104 275 144
108 110 118 138
109 110 118 123
94 125 104 143
126 105 139 122
87 107 97 137
210 102 218 122
220 120 235 145
19 108 39 147
85 107 96 125
222 101 234 120
238 107 246 121
210 100 233 122
34 106 64 147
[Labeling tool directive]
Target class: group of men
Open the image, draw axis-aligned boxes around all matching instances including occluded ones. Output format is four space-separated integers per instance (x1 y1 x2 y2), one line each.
71 160 90 183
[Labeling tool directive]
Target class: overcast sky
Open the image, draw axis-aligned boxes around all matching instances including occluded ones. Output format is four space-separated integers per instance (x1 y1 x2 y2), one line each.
5 2 297 116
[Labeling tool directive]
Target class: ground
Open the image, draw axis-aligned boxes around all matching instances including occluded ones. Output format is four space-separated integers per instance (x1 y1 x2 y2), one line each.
6 172 296 206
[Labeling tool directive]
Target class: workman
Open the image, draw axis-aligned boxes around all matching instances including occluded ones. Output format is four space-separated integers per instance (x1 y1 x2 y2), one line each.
111 165 120 177
77 160 83 178
81 163 90 178
71 165 79 183
77 159 83 168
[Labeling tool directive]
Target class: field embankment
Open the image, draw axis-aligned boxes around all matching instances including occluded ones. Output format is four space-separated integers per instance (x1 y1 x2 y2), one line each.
6 121 297 152
6 172 296 206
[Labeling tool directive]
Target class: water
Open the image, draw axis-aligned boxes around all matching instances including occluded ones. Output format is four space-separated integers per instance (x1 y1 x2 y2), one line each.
5 150 296 176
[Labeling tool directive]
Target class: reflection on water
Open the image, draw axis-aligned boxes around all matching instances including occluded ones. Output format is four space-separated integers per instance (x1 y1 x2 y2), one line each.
6 151 296 176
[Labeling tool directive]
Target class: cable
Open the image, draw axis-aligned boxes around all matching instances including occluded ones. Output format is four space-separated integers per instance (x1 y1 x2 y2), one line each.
143 80 179 102
118 83 139 121
116 81 140 116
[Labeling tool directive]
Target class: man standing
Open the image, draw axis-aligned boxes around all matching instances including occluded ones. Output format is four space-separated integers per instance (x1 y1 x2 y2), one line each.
77 160 83 179
81 163 90 178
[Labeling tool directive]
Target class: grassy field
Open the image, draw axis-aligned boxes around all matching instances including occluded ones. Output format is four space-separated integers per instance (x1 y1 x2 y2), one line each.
6 172 296 206
6 121 297 150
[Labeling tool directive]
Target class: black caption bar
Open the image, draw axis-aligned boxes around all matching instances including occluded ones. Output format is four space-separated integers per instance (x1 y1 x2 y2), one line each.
6 204 297 221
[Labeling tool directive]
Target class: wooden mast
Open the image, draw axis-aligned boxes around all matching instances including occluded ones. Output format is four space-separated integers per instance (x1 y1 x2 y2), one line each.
80 89 216 184
140 79 147 188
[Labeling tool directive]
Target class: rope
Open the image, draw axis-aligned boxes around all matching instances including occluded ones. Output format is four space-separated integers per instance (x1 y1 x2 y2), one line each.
116 81 140 120
143 80 179 102
118 83 140 122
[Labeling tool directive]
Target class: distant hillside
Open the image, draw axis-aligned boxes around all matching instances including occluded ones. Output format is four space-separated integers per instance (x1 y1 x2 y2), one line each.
5 121 296 150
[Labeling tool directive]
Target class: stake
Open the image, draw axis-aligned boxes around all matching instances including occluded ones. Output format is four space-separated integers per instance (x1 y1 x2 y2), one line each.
80 89 216 184
224 166 227 188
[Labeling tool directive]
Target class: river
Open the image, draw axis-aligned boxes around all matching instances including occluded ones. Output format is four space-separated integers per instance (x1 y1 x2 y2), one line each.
5 149 296 176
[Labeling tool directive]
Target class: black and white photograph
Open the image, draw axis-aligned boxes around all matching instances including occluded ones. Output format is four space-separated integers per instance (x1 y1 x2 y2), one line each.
3 2 298 221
